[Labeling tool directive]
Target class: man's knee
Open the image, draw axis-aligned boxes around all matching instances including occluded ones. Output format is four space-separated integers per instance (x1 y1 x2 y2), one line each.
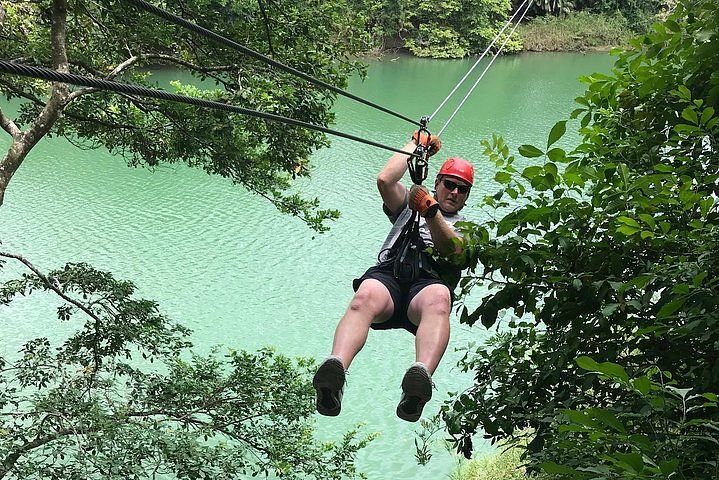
349 280 392 315
412 285 451 318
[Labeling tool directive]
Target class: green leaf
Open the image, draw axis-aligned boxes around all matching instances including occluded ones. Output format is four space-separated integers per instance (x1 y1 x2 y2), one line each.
633 376 651 395
547 121 567 148
546 147 567 163
617 216 640 228
638 214 655 229
541 462 580 474
581 112 591 128
657 298 686 318
590 408 626 434
659 459 680 476
700 106 715 125
640 230 654 239
617 225 640 236
518 144 544 158
576 356 629 382
681 107 698 124
522 166 543 179
564 409 601 428
676 85 692 101
614 452 644 473
665 19 680 32
494 171 512 184
653 163 674 172
576 356 600 371
601 303 619 316
693 271 708 286
628 275 652 289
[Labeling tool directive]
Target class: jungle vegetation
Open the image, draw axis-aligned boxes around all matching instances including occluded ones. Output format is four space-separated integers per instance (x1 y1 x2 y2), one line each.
444 0 719 477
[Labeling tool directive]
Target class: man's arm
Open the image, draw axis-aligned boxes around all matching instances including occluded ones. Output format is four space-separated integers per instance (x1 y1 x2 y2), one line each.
425 213 463 257
376 141 415 215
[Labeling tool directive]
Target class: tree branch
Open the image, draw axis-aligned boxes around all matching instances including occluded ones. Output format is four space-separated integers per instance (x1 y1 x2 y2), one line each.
0 252 105 344
0 108 20 139
1 427 79 477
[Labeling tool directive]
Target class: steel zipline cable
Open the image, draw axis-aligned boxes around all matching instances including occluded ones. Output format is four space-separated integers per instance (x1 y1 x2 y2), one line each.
121 0 419 127
0 60 419 157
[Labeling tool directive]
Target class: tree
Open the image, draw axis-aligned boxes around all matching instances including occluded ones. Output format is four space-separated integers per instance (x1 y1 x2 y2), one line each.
0 250 372 479
0 0 368 231
404 0 522 59
440 0 719 476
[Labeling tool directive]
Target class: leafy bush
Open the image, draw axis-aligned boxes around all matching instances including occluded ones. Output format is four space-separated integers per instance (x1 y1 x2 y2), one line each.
539 358 719 478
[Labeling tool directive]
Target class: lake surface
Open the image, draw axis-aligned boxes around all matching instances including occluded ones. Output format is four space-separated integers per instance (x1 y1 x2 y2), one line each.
0 52 612 478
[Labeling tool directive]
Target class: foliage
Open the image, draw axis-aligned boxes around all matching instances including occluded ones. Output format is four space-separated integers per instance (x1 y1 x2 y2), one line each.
347 0 412 50
585 0 664 33
526 0 575 16
538 358 719 478
441 0 719 477
518 11 633 51
0 0 368 231
515 0 663 31
0 250 372 479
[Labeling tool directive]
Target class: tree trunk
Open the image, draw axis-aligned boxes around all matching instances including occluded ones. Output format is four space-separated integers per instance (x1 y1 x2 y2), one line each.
0 0 70 208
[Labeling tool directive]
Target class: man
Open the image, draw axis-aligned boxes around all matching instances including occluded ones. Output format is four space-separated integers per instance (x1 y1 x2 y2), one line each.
313 131 474 422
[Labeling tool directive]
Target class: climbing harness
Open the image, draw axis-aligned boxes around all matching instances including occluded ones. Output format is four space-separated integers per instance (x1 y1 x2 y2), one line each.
379 117 434 282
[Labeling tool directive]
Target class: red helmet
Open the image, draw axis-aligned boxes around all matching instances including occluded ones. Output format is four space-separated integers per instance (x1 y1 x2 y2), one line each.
438 157 474 186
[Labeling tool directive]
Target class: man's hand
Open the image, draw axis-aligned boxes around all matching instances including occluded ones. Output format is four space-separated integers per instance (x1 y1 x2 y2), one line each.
412 131 441 157
409 184 439 218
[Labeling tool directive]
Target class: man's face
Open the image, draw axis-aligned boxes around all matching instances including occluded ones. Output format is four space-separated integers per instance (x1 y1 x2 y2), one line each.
434 175 471 213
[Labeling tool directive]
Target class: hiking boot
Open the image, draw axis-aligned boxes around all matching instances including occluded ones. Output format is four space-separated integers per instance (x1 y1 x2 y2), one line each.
313 356 345 416
396 362 432 422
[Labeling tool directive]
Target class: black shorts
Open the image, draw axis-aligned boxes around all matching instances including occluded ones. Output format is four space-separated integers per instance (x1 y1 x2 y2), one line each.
352 264 451 335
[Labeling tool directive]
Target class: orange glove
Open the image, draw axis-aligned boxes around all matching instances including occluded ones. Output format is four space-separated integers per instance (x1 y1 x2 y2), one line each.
409 184 439 218
412 131 441 157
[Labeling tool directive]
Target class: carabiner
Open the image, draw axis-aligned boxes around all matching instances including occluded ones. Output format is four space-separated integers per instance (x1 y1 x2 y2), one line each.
408 115 431 185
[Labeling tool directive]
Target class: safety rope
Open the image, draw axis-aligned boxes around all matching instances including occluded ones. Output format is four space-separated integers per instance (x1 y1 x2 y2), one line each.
0 60 420 158
428 0 530 124
121 0 419 127
436 2 530 137
430 0 532 136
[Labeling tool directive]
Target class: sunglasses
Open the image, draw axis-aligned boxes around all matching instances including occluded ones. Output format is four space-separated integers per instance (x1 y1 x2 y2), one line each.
442 179 471 194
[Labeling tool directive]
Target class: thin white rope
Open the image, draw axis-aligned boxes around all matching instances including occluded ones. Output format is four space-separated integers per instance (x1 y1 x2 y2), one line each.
428 0 530 123
436 1 531 137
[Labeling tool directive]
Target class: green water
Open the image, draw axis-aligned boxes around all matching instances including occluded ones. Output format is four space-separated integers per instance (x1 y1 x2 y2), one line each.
0 52 612 478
